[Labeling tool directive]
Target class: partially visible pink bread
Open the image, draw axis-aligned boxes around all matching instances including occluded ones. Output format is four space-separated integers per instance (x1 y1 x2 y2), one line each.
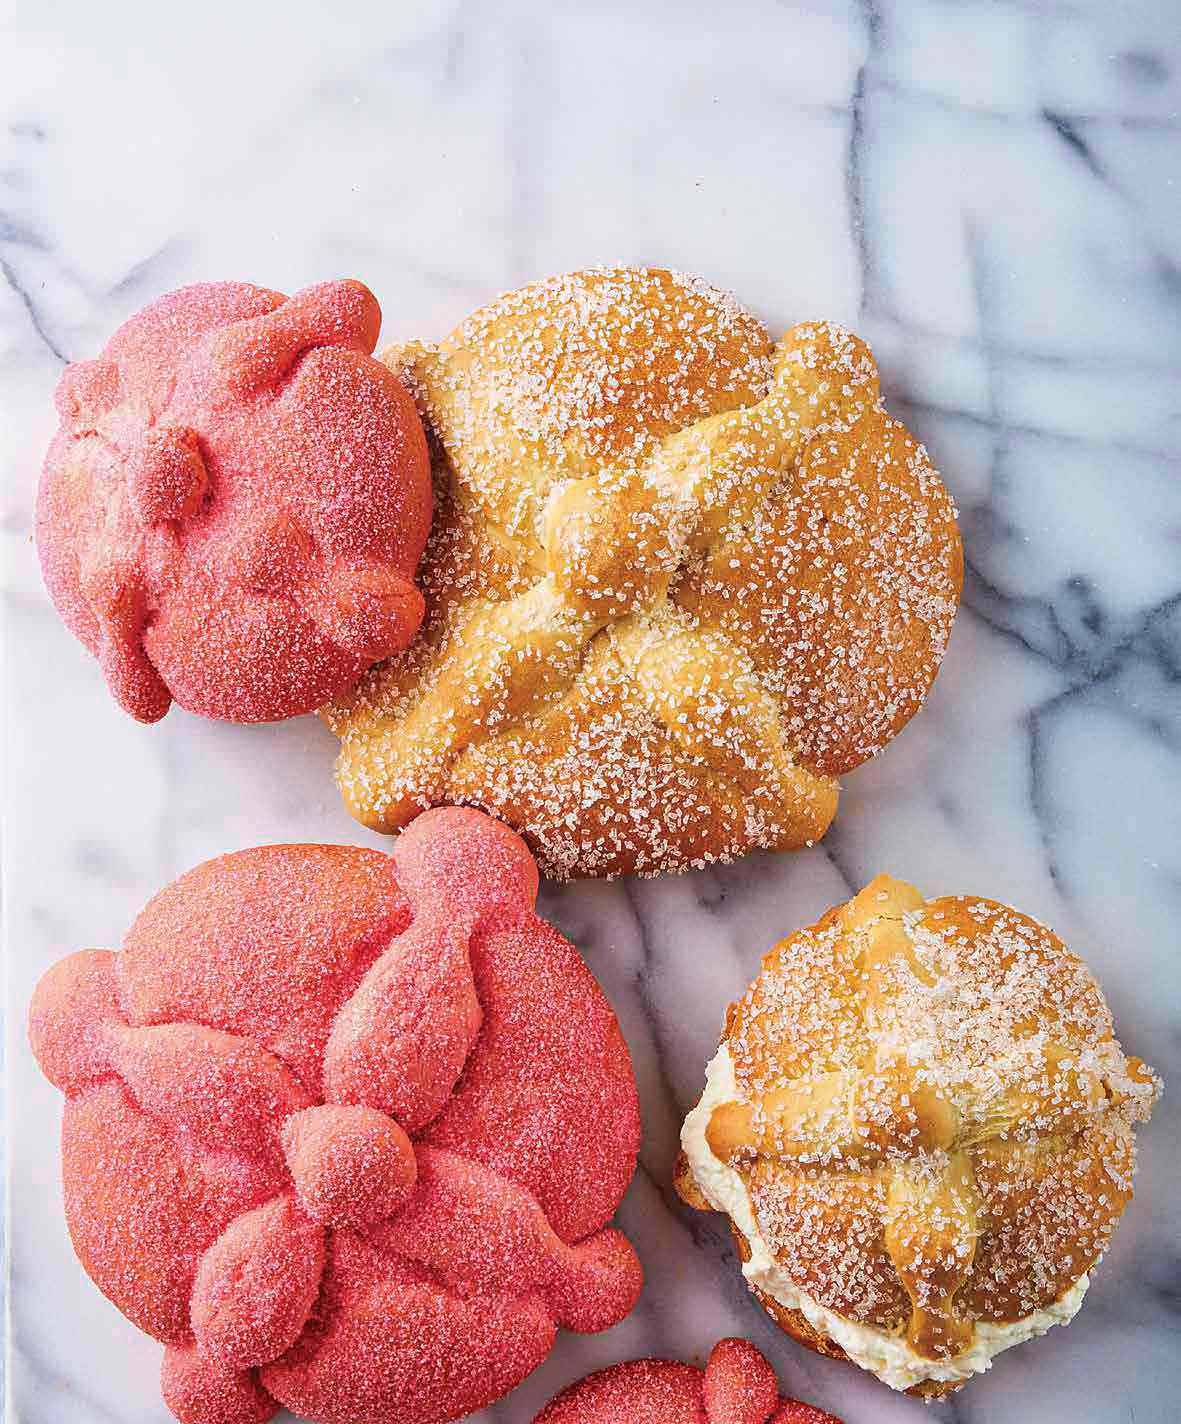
534 1336 842 1423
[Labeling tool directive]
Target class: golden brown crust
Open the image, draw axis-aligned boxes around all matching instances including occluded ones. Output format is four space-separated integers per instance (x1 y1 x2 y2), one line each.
677 876 1160 1392
673 1148 707 1211
327 269 962 878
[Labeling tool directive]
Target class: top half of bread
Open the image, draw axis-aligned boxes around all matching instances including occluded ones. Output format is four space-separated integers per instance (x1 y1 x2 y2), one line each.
328 269 963 875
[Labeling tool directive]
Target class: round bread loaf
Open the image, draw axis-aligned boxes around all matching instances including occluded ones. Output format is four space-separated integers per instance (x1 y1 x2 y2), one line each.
328 267 962 877
36 279 431 723
28 808 642 1424
677 875 1160 1396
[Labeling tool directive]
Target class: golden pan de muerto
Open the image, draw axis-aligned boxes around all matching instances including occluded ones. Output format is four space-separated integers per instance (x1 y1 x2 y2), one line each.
327 268 962 877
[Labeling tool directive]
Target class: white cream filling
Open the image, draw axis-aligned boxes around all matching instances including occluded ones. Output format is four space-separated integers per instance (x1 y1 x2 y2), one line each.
680 1043 1089 1392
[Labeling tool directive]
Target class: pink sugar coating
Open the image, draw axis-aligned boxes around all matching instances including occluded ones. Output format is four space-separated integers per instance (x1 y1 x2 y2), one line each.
282 1106 417 1229
61 1079 286 1344
36 278 431 723
118 843 409 1096
418 912 639 1243
322 913 485 1133
162 1344 277 1424
29 807 641 1424
534 1339 844 1424
260 1232 559 1424
192 1195 326 1370
702 1338 780 1424
369 1145 640 1334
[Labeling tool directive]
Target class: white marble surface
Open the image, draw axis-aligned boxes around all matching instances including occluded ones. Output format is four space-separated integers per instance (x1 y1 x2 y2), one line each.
3 2 1179 1422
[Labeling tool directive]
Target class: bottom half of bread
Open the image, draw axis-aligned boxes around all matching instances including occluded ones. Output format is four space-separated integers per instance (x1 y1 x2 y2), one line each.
673 1150 958 1400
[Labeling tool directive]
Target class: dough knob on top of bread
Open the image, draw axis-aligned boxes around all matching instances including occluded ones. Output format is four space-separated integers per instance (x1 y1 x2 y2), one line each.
327 267 962 878
678 874 1161 1396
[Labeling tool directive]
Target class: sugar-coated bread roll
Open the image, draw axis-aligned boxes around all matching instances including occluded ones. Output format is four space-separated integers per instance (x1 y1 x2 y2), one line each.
37 279 431 723
677 875 1160 1396
28 808 642 1424
328 267 962 878
535 1337 842 1423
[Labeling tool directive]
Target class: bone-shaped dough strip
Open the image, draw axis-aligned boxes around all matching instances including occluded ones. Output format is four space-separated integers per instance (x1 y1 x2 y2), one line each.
707 1051 961 1167
884 1150 980 1360
339 581 598 829
962 1039 1108 1146
609 611 837 817
706 1072 858 1163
